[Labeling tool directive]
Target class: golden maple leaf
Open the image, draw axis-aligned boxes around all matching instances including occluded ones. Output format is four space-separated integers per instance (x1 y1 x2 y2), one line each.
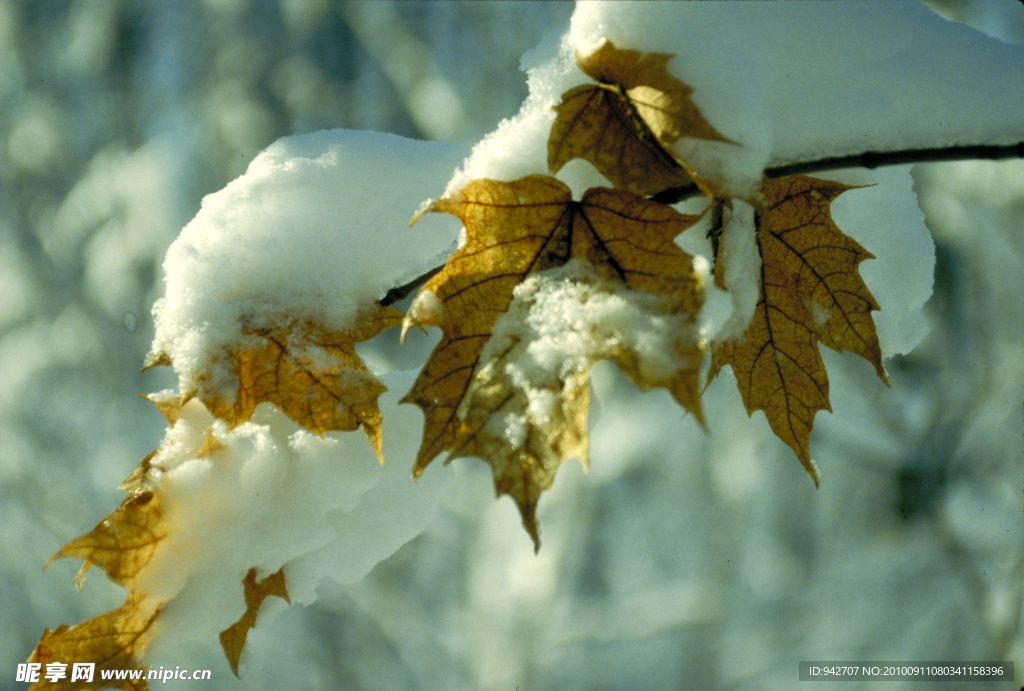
27 591 158 691
36 425 293 686
712 175 887 482
31 460 169 689
219 567 290 676
145 305 401 461
402 175 704 545
45 491 166 591
448 266 705 547
548 39 731 198
450 337 592 548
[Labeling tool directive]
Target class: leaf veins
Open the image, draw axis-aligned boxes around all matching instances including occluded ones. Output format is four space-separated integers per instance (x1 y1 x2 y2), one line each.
712 175 887 481
45 490 166 592
548 39 731 197
402 175 703 544
27 592 158 691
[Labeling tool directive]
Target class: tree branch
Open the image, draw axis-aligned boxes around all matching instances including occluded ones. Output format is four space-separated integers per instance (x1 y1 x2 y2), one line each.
381 141 1024 301
765 141 1024 179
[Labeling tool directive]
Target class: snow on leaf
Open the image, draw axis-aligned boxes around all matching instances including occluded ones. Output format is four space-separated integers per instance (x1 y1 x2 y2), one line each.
152 306 401 462
402 175 703 544
453 264 705 548
450 335 591 550
711 175 887 481
27 592 158 691
219 567 290 677
548 39 731 197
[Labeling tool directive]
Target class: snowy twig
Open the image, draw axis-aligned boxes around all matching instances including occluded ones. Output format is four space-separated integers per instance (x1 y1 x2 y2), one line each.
381 141 1024 302
765 141 1024 179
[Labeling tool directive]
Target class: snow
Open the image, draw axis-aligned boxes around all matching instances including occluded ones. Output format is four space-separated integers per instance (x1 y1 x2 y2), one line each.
445 36 580 196
455 0 1024 200
492 260 698 395
826 165 935 359
571 1 1024 175
442 0 1024 364
140 130 468 668
469 259 704 459
143 370 452 668
703 201 761 345
149 129 468 396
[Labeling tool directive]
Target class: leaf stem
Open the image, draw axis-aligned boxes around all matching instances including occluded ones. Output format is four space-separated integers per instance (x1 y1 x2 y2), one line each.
380 264 444 306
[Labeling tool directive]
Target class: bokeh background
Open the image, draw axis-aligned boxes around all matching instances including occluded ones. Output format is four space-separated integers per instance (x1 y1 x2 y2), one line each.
1 2 1022 690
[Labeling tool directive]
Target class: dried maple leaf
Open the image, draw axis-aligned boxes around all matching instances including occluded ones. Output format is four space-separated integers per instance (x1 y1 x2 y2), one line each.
30 462 169 689
712 175 887 481
403 175 703 544
219 567 290 676
27 591 158 691
448 267 704 547
451 346 592 547
146 305 401 461
549 39 730 197
45 491 166 591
